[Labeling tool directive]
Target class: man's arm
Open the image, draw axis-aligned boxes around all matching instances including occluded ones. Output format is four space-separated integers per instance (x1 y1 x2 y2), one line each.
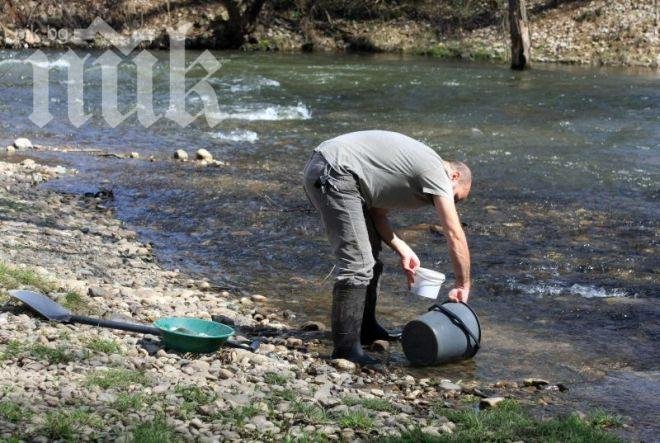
369 207 420 288
432 195 471 302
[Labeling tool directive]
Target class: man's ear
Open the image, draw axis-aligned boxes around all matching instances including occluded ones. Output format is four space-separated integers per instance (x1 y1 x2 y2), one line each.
450 170 460 182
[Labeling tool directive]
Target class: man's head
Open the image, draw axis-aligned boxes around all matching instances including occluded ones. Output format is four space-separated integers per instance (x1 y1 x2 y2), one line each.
447 160 472 203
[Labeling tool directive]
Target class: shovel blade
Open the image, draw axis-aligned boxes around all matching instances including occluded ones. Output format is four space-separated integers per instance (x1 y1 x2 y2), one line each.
8 290 72 322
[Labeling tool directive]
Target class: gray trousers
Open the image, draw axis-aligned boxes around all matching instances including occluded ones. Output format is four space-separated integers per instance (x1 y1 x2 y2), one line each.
303 152 382 287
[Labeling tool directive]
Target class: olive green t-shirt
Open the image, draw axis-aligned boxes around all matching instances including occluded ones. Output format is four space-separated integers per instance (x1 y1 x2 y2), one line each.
314 130 453 209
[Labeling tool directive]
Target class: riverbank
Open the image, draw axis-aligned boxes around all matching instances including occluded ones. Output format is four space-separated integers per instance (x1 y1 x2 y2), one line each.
0 0 657 68
0 149 627 441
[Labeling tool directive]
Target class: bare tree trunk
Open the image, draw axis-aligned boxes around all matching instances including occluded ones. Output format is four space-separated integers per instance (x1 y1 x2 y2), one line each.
508 0 531 70
215 0 267 48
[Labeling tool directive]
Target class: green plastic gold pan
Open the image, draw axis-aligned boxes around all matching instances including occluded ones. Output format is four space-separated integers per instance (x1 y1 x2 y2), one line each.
8 290 259 353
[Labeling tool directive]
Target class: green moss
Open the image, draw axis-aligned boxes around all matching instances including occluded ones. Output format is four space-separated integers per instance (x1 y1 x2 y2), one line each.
416 41 505 62
130 415 177 443
381 400 622 442
85 369 151 390
86 338 121 354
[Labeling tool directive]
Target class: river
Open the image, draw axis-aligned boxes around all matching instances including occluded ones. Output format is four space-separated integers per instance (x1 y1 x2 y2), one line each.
0 49 658 439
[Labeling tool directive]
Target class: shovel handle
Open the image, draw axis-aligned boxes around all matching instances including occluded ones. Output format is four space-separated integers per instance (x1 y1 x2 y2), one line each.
69 315 161 336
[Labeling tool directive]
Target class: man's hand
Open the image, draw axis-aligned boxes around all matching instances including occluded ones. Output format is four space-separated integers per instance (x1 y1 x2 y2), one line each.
448 286 470 303
397 242 420 289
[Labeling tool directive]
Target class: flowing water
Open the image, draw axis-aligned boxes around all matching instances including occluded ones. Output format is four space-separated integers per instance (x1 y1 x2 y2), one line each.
0 49 658 438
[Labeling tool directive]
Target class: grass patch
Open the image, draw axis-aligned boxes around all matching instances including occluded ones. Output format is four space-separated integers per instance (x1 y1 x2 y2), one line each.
131 415 177 443
0 401 29 423
291 400 329 424
343 396 394 412
175 384 217 419
29 344 74 364
381 400 622 442
264 372 289 386
589 409 624 428
0 262 54 295
86 338 121 354
41 409 103 441
337 409 374 430
282 432 328 443
60 292 91 313
0 340 23 361
85 369 151 390
215 404 261 427
112 393 147 412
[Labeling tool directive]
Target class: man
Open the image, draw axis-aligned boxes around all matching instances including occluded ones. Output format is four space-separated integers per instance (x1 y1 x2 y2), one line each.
303 130 471 366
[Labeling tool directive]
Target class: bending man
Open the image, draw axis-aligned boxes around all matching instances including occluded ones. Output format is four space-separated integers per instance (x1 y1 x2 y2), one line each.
303 130 471 366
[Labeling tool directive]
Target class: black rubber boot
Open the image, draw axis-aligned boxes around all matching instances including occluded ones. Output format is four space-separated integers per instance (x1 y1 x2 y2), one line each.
331 281 380 366
361 261 402 345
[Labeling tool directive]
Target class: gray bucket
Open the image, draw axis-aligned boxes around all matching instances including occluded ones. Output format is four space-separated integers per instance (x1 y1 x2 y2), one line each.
401 301 481 366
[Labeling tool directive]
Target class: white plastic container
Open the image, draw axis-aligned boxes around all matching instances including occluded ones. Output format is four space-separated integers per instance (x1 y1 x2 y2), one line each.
410 267 446 299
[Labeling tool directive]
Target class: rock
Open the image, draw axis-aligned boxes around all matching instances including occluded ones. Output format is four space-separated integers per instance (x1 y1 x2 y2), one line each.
331 359 356 371
523 378 549 387
173 149 188 161
370 388 385 397
153 383 170 394
250 294 267 303
285 337 303 348
6 145 15 153
196 149 213 161
13 137 33 150
437 381 462 392
371 340 389 352
300 321 326 332
250 415 275 430
21 159 36 167
217 368 234 380
129 152 140 159
480 397 505 409
421 426 443 437
88 286 112 298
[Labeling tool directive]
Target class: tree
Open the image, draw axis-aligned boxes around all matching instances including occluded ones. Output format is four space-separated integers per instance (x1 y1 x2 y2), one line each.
508 0 531 70
213 0 268 49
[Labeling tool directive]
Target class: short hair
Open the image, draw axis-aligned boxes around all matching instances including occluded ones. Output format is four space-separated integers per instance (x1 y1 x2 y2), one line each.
450 161 472 188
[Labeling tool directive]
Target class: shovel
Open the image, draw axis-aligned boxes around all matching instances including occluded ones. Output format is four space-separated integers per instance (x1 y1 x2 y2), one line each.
8 290 260 353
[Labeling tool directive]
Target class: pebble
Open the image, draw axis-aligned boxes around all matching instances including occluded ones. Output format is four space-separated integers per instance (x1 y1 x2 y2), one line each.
480 397 505 409
250 294 268 303
300 321 326 332
13 137 33 150
371 340 389 352
196 148 213 162
331 359 356 371
173 149 189 161
437 381 462 392
88 286 112 298
523 378 549 387
129 152 140 159
217 368 234 379
6 145 15 153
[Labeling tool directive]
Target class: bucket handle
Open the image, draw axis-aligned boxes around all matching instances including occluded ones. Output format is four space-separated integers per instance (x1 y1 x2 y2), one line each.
429 302 480 358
